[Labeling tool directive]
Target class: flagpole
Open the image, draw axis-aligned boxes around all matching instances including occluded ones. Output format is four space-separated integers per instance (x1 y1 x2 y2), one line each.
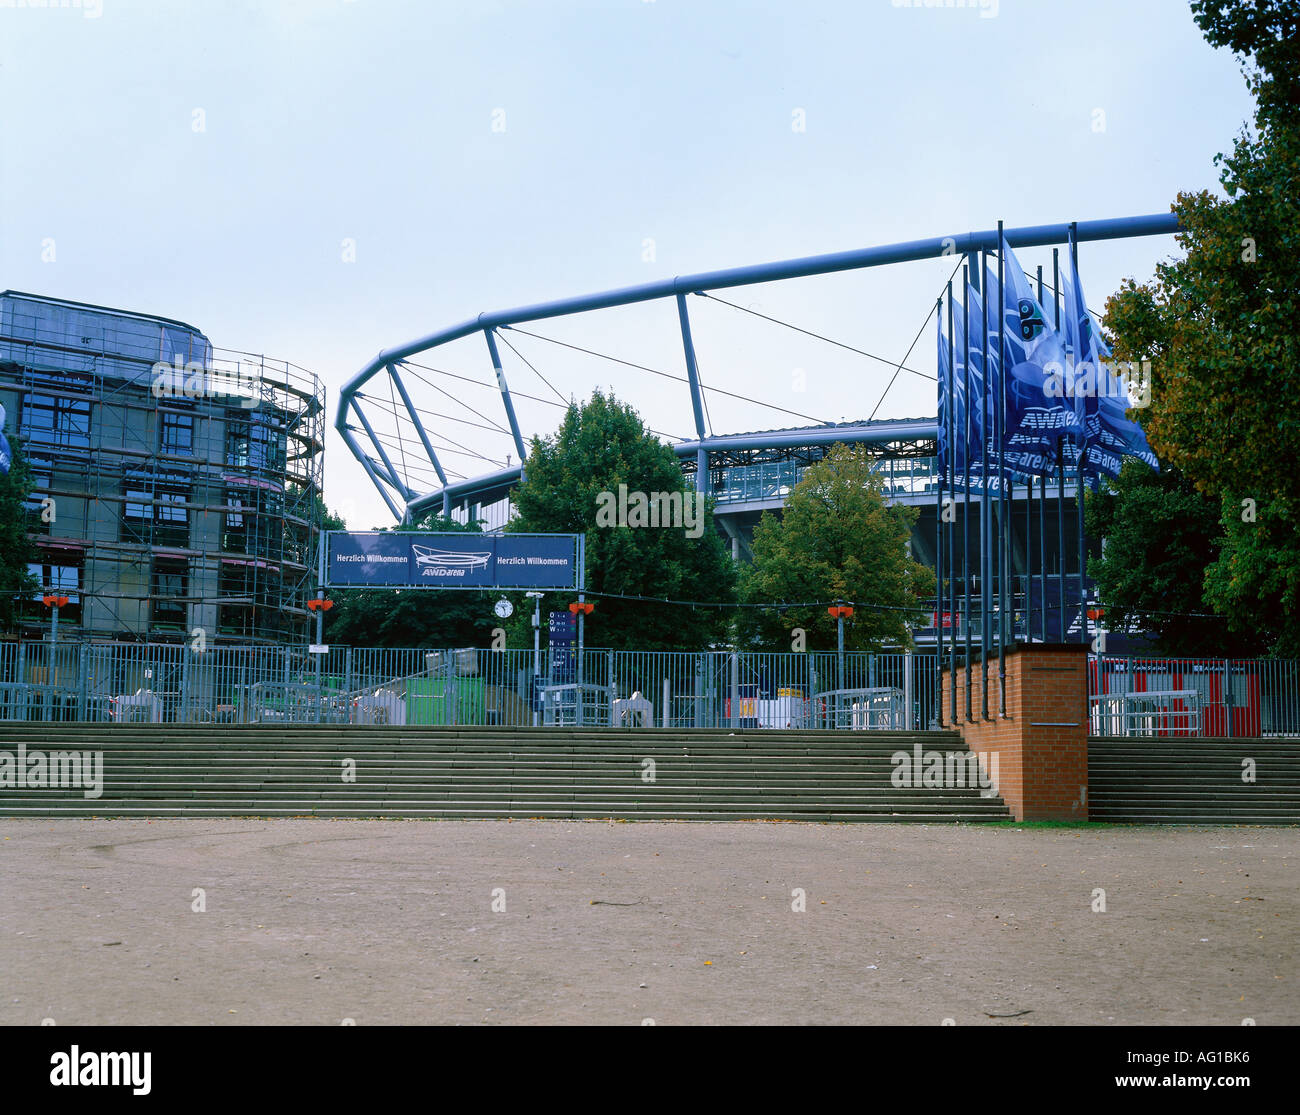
996 221 1007 717
1053 247 1066 641
1071 224 1089 645
936 293 945 729
1036 264 1046 644
962 263 972 721
979 252 990 720
947 280 958 724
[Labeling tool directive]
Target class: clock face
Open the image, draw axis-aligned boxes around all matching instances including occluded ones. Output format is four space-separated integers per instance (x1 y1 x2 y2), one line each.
494 598 514 619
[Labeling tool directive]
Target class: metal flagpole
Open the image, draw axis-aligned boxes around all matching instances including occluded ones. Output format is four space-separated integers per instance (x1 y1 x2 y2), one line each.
947 281 958 724
936 294 945 728
1071 224 1090 645
1036 264 1046 644
1053 248 1066 641
1039 470 1048 642
996 221 1007 716
962 263 972 721
980 252 990 719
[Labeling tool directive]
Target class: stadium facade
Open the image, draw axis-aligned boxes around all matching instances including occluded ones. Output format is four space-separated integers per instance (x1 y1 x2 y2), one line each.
334 218 1152 641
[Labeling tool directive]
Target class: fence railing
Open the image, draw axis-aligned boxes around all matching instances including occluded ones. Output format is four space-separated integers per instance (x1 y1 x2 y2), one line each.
1089 656 1300 738
0 641 940 730
2 642 1296 737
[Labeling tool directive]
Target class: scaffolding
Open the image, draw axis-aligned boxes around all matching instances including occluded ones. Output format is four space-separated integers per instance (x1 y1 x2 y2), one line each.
0 291 325 646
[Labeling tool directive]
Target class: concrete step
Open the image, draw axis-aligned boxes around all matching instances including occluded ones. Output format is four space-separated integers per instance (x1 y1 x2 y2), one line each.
1088 737 1300 824
0 726 1006 822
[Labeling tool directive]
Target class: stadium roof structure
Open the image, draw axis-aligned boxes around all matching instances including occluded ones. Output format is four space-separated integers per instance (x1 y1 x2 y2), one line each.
337 214 1180 523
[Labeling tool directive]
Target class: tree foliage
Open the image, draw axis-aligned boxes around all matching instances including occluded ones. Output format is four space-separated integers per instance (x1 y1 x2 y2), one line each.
1084 462 1261 655
736 444 931 651
505 390 736 651
1099 0 1299 653
0 436 39 631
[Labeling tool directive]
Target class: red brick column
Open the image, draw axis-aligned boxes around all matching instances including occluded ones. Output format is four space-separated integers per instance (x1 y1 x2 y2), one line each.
940 644 1089 821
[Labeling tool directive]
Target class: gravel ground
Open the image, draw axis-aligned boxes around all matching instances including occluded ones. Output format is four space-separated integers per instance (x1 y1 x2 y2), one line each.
1 818 1295 1026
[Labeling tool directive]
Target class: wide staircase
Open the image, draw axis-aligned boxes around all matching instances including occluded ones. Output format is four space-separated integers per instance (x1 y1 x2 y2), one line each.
1089 736 1300 824
0 725 1009 822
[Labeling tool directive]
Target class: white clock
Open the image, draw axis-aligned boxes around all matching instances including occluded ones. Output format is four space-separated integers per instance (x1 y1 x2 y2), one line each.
494 598 514 619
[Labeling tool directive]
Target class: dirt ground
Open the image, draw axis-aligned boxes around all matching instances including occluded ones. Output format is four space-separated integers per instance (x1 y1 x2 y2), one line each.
1 819 1295 1026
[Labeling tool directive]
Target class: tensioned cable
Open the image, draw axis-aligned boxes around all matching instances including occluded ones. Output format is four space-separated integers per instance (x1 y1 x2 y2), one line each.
493 329 570 407
695 292 935 382
866 254 965 422
573 589 929 613
346 422 496 471
355 389 512 439
426 342 685 443
342 431 468 481
360 424 483 471
353 394 508 474
394 362 513 436
503 326 831 427
401 357 570 415
699 360 715 437
543 586 1235 625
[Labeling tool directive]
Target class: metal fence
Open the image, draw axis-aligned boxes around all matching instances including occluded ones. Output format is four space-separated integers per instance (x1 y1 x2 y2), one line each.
4 642 1296 737
0 641 941 729
1090 655 1300 738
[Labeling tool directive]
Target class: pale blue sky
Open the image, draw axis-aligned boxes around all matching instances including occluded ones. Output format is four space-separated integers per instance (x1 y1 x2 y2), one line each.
0 0 1255 526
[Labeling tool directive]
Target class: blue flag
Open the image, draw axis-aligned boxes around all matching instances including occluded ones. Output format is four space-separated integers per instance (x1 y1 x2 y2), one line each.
987 245 1084 477
1060 248 1159 478
937 297 952 484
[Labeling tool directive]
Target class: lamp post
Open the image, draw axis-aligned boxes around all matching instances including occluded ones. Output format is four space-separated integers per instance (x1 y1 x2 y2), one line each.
569 600 594 726
42 594 69 685
827 603 854 724
306 595 334 645
306 597 334 722
526 591 544 726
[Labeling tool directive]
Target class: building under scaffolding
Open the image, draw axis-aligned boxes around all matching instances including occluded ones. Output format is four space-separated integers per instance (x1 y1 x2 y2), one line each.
0 290 325 646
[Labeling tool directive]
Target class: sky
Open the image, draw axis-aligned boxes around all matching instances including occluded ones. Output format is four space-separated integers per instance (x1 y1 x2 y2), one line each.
0 0 1257 528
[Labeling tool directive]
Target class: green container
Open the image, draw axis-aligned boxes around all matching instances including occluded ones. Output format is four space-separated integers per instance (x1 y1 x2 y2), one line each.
405 676 486 725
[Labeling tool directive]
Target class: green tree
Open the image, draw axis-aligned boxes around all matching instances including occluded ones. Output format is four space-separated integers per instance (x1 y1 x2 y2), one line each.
323 512 500 648
506 390 736 651
0 436 39 631
1084 462 1262 655
1101 0 1300 653
736 444 931 651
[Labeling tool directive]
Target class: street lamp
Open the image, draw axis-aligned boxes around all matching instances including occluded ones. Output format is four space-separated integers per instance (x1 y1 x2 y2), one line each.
569 600 595 727
305 596 334 644
41 594 69 689
827 603 854 694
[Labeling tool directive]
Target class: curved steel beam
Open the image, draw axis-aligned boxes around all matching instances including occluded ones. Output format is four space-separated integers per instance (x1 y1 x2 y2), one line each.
340 213 1180 519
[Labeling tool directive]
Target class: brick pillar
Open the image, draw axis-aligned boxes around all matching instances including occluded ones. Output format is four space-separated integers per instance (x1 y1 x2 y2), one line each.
941 644 1089 821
